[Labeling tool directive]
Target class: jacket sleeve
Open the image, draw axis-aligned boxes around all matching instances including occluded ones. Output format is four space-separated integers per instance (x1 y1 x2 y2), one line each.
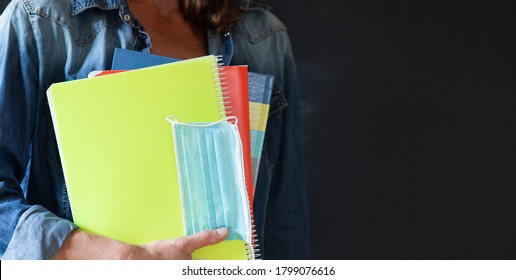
264 34 310 259
0 1 77 260
249 26 310 259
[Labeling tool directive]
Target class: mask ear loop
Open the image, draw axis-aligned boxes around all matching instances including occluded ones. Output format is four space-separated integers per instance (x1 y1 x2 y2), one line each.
166 115 179 124
225 116 238 126
166 115 238 127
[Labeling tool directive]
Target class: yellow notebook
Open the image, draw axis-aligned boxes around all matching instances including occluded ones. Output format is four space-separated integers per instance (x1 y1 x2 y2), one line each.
47 55 252 259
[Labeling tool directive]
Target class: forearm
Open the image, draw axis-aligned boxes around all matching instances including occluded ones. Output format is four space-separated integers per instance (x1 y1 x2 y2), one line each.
53 228 229 260
53 229 132 260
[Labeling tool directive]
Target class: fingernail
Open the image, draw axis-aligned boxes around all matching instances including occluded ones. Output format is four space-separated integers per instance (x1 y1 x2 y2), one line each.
215 228 228 236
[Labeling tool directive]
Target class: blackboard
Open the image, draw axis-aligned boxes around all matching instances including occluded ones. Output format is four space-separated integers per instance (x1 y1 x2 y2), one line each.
259 0 516 259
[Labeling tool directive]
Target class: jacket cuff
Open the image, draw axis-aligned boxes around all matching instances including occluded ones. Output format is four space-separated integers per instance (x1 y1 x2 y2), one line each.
1 205 78 260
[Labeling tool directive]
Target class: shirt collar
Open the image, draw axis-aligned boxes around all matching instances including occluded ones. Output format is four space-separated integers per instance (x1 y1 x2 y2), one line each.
71 0 234 64
208 30 234 66
71 0 122 15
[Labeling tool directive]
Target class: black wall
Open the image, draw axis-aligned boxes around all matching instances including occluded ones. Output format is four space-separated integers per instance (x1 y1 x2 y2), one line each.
260 0 516 259
0 0 8 13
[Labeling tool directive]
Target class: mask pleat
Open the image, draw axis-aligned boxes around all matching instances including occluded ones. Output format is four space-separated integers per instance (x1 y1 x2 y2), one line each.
171 120 251 244
174 125 192 234
213 124 244 241
205 126 224 229
229 124 250 242
197 126 217 230
183 125 208 234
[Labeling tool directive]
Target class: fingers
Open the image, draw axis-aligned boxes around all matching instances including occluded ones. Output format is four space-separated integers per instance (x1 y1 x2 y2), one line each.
139 228 229 259
178 228 229 254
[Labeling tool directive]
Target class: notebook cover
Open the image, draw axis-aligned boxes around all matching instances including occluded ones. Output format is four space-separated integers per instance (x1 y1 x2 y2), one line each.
90 68 255 259
111 48 255 202
47 55 251 259
96 67 254 203
247 72 274 191
112 50 260 258
215 66 253 203
112 48 180 69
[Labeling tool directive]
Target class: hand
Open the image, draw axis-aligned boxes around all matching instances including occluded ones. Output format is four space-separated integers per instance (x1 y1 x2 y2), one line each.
125 228 229 260
53 228 229 260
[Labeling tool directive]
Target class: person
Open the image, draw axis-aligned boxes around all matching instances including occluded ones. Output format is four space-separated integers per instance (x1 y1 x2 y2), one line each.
0 0 309 259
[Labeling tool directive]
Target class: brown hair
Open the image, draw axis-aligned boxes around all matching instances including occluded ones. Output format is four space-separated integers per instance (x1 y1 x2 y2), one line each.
181 0 243 34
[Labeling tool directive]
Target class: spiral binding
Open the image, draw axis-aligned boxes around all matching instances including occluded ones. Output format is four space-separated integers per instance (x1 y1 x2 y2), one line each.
248 206 261 260
245 239 261 259
213 55 260 260
212 56 232 118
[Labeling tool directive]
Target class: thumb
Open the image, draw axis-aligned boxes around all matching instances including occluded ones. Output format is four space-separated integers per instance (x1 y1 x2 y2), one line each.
178 228 229 254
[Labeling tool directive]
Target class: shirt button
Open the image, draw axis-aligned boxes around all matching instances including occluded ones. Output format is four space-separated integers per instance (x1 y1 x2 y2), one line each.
224 32 230 38
123 14 131 22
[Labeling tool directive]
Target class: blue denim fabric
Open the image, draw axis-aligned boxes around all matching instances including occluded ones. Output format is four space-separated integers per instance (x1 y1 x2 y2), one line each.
0 0 309 259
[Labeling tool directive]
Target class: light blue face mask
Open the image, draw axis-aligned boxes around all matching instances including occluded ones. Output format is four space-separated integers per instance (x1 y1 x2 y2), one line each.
166 116 252 244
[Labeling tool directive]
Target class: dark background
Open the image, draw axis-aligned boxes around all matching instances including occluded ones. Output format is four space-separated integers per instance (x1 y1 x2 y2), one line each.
2 0 516 259
0 1 6 14
258 0 516 259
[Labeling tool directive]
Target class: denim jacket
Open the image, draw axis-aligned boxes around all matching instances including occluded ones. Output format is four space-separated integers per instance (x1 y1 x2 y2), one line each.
0 0 309 259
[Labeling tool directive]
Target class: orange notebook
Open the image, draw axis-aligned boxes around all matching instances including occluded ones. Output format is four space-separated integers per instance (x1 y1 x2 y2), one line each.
221 66 254 203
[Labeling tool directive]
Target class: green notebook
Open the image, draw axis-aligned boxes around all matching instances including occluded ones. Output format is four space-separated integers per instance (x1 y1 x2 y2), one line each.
47 55 252 259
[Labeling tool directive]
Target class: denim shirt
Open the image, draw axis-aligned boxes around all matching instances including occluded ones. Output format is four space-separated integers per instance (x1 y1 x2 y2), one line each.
0 0 309 259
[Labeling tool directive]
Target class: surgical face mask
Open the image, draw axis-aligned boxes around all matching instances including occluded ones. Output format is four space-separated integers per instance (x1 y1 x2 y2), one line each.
167 116 252 244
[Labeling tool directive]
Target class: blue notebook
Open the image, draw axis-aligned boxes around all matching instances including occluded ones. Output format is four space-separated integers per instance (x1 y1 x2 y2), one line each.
111 48 180 69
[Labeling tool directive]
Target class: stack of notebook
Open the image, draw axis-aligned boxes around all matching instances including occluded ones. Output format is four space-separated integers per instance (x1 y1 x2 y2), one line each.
47 50 274 260
110 48 274 198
